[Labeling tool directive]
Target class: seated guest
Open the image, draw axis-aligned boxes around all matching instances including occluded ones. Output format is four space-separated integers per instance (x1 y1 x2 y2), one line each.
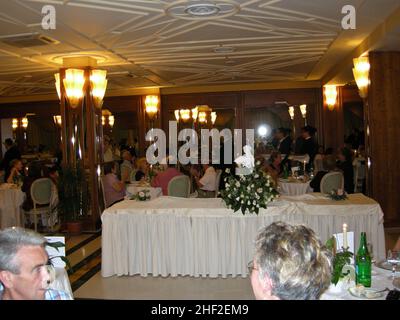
250 221 332 300
21 162 42 211
264 151 282 186
120 150 134 183
103 162 125 207
151 157 182 195
310 155 337 192
337 147 354 194
135 157 148 182
191 163 216 198
7 159 25 185
0 227 72 300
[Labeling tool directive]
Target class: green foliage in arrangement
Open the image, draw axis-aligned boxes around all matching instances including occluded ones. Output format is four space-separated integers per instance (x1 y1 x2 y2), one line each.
220 162 279 215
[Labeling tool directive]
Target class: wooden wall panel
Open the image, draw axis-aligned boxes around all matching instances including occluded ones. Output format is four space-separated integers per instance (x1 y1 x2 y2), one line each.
368 52 400 226
321 87 344 152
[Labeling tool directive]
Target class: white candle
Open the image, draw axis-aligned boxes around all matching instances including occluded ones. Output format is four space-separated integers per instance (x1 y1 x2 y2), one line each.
303 160 306 173
342 223 348 250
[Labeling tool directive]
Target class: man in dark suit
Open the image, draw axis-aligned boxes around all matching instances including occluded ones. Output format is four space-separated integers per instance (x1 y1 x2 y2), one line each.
0 138 21 181
277 128 292 155
276 128 292 168
299 126 317 172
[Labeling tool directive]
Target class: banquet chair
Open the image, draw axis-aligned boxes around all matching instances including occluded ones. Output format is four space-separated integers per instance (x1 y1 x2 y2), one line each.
320 171 344 195
24 178 52 232
214 169 222 197
167 175 190 198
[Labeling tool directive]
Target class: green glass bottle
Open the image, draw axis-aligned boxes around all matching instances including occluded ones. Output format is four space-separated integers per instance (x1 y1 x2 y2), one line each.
355 232 371 287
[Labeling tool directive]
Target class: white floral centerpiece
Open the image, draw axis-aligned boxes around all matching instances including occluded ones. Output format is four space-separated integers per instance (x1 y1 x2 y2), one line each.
130 189 151 201
220 145 278 215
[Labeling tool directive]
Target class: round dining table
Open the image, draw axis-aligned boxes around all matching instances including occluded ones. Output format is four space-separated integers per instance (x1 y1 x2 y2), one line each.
278 177 313 196
0 183 25 228
126 182 162 200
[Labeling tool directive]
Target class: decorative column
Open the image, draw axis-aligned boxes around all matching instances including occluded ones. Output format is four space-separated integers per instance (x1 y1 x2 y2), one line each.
55 57 107 230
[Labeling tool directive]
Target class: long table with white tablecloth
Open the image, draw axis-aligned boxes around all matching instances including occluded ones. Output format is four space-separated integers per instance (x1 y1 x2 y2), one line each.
101 193 385 278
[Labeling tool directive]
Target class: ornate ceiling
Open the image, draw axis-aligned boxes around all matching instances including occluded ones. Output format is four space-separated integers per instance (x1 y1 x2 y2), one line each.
0 0 399 97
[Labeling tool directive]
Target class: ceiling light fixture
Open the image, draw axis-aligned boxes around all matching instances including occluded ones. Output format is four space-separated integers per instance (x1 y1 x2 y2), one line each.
185 3 220 16
165 0 239 20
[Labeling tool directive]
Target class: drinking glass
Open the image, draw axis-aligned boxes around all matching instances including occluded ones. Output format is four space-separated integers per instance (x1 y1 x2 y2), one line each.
387 250 400 280
367 243 375 264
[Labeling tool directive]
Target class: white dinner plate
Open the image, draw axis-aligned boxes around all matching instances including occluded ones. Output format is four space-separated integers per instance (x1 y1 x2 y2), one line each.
348 286 384 299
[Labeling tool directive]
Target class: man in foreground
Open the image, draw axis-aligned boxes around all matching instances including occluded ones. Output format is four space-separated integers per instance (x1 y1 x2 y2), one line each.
250 221 332 300
0 227 72 300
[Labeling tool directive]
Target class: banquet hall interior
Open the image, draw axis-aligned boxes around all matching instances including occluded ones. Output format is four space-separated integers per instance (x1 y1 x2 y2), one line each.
0 0 400 300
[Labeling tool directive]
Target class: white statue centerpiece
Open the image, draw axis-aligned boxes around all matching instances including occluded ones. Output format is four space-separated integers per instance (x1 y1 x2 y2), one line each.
220 145 278 215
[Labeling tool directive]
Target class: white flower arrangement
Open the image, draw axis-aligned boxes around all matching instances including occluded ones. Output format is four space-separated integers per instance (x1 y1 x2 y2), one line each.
131 189 151 201
220 160 278 215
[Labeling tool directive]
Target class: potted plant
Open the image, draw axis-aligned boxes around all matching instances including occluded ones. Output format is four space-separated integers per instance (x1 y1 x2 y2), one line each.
57 163 90 235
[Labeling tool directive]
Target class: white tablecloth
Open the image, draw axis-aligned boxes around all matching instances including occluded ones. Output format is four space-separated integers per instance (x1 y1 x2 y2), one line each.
126 184 162 200
101 193 385 278
321 265 398 300
278 179 313 196
0 184 25 228
50 267 73 298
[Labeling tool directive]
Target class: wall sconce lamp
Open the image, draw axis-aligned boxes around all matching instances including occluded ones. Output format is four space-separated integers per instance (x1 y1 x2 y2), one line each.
54 68 108 109
53 115 62 126
12 117 28 130
102 110 115 128
299 104 307 125
352 56 370 99
198 111 207 123
191 107 198 121
12 118 18 130
179 109 191 122
324 85 338 111
108 115 115 128
211 112 217 125
145 95 159 120
174 110 180 121
288 106 295 120
175 105 215 125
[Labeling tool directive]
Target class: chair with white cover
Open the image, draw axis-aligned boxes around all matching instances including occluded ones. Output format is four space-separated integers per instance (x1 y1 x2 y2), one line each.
167 175 190 198
214 169 222 197
320 171 344 194
25 178 52 232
